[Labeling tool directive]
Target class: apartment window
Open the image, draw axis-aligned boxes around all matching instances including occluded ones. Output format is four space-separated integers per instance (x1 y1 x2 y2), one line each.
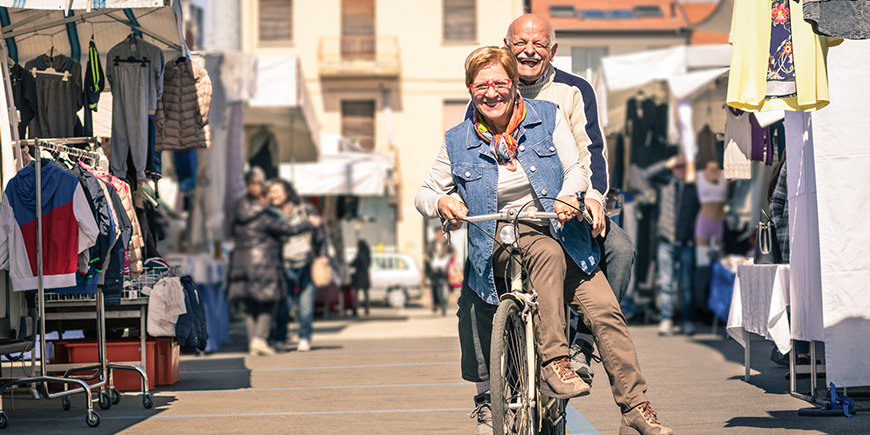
634 5 663 17
549 5 576 18
342 101 376 151
443 0 476 42
342 0 375 58
259 0 292 42
571 47 608 79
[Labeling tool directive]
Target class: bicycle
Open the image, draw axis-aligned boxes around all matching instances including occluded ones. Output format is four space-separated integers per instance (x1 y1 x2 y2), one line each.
443 200 593 435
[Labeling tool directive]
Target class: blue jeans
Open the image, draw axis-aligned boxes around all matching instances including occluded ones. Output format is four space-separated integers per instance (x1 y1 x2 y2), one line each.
273 264 316 343
656 239 695 322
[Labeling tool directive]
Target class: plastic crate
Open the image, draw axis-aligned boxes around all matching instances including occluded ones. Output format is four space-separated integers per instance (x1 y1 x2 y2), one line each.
154 337 179 386
56 339 156 392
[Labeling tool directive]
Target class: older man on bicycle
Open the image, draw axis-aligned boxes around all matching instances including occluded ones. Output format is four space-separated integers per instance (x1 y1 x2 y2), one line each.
416 46 671 435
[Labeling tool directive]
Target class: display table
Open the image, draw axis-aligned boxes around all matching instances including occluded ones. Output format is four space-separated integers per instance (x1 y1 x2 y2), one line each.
725 263 826 400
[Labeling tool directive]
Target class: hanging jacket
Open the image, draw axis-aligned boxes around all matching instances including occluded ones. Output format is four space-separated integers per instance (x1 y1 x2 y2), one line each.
0 164 98 291
176 275 208 352
83 165 144 278
154 57 212 151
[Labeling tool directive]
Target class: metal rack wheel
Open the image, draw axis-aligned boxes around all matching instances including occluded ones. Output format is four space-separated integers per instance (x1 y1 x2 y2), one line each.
98 392 112 410
0 412 8 429
86 410 100 428
142 393 153 409
110 388 121 405
62 396 71 411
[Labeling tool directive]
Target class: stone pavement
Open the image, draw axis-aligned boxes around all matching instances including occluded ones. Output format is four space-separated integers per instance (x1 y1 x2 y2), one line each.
0 302 866 434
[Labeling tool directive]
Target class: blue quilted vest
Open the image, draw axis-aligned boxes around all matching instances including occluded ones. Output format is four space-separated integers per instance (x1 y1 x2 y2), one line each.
445 99 600 305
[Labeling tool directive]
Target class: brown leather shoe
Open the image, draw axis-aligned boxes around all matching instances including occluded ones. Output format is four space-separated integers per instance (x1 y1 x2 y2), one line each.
619 402 673 435
540 356 590 399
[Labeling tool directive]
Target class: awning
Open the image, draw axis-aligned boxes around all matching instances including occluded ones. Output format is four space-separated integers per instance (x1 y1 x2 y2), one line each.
244 55 320 163
279 150 394 197
0 0 186 65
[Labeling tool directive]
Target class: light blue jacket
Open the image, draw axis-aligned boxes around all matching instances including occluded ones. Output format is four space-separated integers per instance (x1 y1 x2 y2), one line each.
444 99 599 305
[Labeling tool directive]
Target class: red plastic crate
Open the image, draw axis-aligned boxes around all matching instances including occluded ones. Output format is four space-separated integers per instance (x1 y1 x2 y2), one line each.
57 339 156 392
154 337 179 386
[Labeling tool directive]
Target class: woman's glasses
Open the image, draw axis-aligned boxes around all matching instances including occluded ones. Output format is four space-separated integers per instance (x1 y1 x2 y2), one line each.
469 79 512 94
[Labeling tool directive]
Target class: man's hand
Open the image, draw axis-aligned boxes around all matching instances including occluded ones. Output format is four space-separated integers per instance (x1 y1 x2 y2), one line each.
437 196 468 230
585 198 606 238
554 195 580 228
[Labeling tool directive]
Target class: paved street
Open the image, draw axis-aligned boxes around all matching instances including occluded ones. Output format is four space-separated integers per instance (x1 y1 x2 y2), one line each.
1 302 866 434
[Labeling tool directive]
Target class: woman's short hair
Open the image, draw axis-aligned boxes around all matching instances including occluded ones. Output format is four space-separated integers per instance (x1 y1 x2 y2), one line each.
464 46 519 93
269 178 301 205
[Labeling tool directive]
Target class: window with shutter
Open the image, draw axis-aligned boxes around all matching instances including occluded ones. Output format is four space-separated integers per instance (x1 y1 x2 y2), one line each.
259 0 292 42
342 0 376 58
342 101 376 151
443 0 476 42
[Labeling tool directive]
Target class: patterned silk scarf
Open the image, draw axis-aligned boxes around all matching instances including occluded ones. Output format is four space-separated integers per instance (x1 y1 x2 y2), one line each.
472 96 527 171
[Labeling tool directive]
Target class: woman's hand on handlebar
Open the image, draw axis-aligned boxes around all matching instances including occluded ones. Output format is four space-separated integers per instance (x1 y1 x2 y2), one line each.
553 195 580 228
438 196 468 231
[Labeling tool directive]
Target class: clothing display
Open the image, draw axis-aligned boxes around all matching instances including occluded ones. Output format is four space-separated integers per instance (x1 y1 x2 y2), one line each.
697 170 728 204
804 0 870 40
154 57 212 151
0 163 98 291
82 38 105 137
727 0 842 112
23 53 83 138
8 63 35 138
723 107 753 179
749 113 774 166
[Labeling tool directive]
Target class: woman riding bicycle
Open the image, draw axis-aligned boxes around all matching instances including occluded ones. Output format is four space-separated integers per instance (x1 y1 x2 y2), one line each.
415 46 672 435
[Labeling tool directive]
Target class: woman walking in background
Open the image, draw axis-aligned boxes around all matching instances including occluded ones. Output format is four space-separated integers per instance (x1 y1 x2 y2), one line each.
267 179 327 353
350 239 372 316
228 169 320 356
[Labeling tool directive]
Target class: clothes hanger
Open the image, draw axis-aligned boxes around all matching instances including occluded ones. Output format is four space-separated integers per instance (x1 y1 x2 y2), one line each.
31 35 70 81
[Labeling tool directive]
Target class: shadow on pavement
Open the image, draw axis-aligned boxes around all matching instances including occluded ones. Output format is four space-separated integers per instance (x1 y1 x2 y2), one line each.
725 409 867 434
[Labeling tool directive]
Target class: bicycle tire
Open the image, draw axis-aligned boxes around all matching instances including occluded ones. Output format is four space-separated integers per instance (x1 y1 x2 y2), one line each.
491 299 535 435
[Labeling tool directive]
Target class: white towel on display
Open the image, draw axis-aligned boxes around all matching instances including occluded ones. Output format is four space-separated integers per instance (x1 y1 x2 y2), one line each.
146 277 187 337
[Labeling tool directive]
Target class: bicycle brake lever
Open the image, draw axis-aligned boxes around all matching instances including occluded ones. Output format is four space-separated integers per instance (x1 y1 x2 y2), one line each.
441 220 452 246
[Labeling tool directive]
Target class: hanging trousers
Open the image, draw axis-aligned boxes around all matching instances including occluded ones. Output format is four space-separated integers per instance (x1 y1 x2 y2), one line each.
110 64 149 180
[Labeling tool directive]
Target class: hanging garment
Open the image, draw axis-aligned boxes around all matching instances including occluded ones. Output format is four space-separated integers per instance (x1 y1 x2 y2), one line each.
154 57 212 151
0 163 98 291
696 125 718 169
626 97 670 168
248 126 278 179
723 107 753 179
9 63 36 139
749 113 773 165
83 38 105 137
804 0 870 40
146 277 187 337
176 275 208 353
105 36 164 115
83 164 143 278
728 0 842 112
23 54 83 138
108 63 150 180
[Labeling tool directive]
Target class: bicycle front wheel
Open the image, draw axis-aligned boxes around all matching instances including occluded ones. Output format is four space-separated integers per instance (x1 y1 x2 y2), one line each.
491 299 535 435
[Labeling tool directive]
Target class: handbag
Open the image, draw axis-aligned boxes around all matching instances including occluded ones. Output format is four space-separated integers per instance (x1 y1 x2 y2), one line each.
754 209 783 264
310 256 333 288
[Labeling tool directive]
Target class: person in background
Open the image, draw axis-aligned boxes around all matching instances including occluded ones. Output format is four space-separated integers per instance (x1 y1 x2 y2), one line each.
424 231 453 314
228 168 320 356
267 179 326 353
642 155 700 336
350 239 372 316
767 156 811 365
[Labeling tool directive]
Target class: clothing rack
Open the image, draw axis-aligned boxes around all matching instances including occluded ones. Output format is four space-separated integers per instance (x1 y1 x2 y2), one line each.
0 139 103 428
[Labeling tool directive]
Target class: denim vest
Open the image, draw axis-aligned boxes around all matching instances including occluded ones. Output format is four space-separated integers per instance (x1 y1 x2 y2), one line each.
445 99 600 305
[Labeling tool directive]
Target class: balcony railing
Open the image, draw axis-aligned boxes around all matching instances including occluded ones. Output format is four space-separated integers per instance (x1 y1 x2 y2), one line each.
318 35 401 77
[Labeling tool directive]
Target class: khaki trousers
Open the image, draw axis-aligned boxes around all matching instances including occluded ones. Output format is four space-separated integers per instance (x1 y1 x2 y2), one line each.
492 222 649 413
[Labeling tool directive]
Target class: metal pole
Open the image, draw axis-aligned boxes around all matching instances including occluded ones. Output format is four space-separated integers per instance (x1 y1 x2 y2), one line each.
35 141 46 377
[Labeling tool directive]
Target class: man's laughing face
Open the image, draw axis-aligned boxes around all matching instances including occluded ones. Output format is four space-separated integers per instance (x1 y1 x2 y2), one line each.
506 21 556 84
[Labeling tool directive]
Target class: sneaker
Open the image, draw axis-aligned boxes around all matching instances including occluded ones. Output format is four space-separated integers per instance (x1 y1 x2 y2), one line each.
657 319 673 336
540 356 590 399
297 338 311 352
468 392 493 435
272 341 286 353
682 321 695 336
619 402 673 435
249 337 277 356
770 343 789 367
569 341 600 385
